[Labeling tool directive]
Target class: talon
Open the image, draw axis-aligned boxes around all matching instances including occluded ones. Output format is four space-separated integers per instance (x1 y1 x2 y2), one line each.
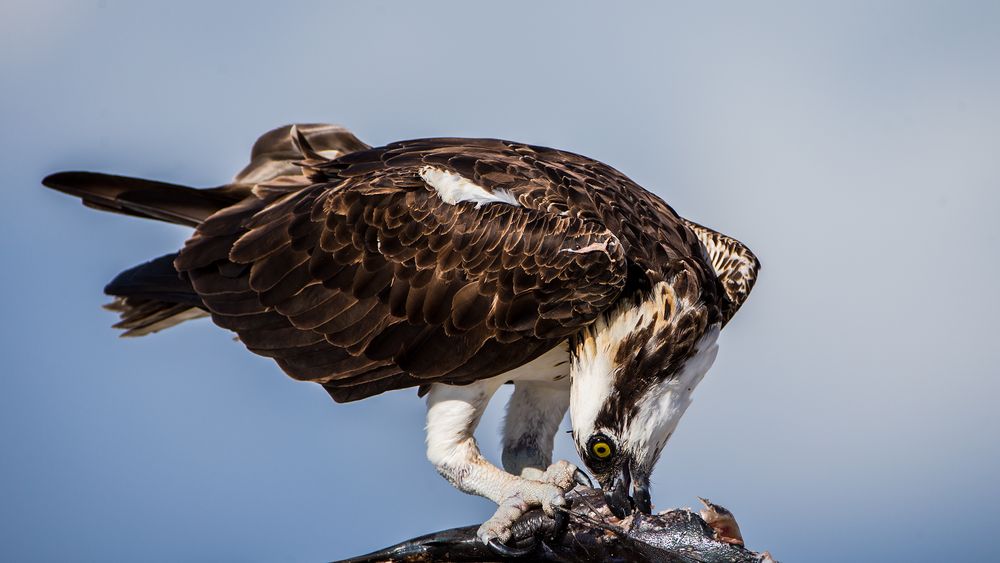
487 537 536 558
544 493 567 517
573 468 594 489
550 507 570 541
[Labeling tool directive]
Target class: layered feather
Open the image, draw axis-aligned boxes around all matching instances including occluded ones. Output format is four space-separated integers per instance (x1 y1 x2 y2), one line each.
45 124 757 404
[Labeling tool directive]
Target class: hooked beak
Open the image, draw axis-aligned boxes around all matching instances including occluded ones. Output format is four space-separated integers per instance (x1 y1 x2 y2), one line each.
633 469 652 514
602 462 652 517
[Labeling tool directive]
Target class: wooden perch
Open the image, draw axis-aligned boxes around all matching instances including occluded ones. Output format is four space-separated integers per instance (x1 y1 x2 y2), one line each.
334 488 777 562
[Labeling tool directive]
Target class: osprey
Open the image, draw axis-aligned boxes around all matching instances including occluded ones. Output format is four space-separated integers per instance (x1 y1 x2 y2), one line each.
44 124 759 552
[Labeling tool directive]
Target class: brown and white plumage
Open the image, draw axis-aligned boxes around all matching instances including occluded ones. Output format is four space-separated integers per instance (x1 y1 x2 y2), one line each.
173 134 640 402
682 218 760 326
48 124 748 400
43 123 760 548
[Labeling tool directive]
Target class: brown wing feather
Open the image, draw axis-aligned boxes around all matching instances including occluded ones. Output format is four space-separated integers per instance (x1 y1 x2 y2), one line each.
233 123 371 187
681 219 760 325
371 139 721 301
49 124 747 402
175 137 631 402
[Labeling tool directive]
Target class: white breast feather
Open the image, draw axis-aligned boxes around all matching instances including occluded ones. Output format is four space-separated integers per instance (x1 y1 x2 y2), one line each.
624 326 720 463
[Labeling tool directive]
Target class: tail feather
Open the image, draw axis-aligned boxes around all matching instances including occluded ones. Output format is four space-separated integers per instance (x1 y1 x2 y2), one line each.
103 253 205 336
42 172 242 227
105 298 207 337
42 123 373 337
41 123 368 227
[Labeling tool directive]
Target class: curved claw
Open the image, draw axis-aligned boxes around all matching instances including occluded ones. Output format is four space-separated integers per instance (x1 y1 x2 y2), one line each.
550 508 570 541
573 468 594 489
486 537 536 558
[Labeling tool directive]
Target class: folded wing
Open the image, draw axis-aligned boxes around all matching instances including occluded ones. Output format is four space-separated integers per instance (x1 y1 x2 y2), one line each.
175 139 628 402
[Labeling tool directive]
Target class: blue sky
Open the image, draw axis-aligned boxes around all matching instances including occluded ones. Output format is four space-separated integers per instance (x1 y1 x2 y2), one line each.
2 1 999 561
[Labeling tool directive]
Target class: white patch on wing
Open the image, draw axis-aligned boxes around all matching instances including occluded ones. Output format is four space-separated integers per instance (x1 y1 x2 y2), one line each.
419 166 521 208
563 241 609 254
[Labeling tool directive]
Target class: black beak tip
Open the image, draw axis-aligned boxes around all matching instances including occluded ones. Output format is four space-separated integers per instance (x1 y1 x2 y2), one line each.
633 488 652 514
604 489 635 518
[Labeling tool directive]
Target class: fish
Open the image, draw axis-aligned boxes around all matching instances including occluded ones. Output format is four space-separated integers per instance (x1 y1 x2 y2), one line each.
335 487 777 562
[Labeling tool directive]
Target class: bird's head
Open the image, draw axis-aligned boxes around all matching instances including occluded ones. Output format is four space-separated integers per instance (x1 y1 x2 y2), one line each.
569 275 720 517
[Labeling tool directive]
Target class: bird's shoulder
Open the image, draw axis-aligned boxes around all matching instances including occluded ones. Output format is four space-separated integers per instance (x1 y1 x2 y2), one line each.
316 137 709 280
174 135 633 401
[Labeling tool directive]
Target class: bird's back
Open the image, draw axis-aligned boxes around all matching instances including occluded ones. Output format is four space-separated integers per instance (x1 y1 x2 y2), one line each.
44 124 756 402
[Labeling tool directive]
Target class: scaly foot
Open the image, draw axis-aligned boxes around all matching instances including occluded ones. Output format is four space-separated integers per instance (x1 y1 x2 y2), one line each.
477 460 583 546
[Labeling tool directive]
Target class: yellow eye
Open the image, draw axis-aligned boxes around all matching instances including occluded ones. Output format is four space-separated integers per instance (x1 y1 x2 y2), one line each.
592 441 612 459
586 434 615 461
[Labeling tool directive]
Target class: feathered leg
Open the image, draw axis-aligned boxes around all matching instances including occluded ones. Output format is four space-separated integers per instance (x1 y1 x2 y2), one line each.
501 381 570 479
425 380 579 546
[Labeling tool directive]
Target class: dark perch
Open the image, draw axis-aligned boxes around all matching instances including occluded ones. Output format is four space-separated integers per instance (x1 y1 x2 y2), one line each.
335 488 778 562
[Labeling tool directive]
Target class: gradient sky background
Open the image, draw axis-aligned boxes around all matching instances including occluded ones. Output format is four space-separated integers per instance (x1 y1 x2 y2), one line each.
2 1 999 561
